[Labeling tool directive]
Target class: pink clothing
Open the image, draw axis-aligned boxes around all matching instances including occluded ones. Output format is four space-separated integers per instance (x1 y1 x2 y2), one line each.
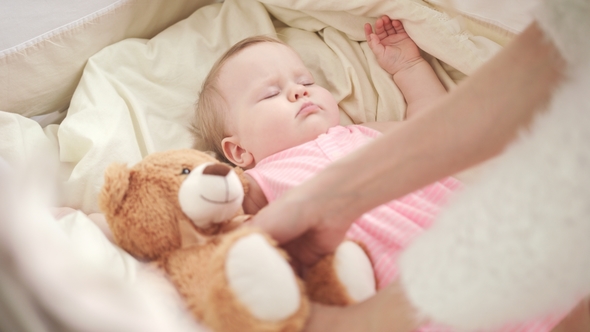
246 125 462 288
246 124 560 332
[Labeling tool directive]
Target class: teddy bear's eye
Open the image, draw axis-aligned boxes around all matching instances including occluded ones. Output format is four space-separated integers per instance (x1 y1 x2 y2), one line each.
181 168 191 175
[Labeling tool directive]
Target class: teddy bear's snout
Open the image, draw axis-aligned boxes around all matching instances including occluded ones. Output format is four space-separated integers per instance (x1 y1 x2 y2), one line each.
178 161 244 228
202 163 230 177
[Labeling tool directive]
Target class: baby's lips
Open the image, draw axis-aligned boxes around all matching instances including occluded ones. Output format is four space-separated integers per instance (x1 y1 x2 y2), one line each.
296 102 319 118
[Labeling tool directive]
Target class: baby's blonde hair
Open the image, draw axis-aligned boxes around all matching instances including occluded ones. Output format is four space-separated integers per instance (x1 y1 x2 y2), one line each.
192 35 287 164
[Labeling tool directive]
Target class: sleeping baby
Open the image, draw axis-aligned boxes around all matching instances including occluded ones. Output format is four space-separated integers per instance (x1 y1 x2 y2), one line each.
192 16 461 289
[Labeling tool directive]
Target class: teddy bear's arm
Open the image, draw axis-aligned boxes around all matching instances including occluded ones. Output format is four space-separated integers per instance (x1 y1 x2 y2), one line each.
305 241 376 306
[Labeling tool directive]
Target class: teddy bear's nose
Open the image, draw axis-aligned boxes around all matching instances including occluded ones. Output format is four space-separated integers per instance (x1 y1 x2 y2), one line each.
202 163 231 177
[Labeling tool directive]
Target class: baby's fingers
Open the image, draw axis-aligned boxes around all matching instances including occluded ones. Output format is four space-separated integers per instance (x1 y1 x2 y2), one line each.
364 23 374 42
381 16 397 36
365 31 383 55
364 23 380 52
374 16 390 40
391 19 406 33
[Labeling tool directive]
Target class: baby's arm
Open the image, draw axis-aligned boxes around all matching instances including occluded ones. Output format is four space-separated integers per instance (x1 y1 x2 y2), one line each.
365 16 447 119
242 173 269 215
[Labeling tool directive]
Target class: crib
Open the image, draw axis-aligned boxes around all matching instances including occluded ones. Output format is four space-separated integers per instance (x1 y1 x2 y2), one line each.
1 0 589 331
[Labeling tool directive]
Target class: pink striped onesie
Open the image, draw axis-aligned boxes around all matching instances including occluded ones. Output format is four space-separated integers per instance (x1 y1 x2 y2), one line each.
246 124 462 289
246 124 561 332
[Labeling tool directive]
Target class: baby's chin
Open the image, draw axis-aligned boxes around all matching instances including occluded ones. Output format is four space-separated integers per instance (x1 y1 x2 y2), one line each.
310 121 339 139
312 121 338 137
257 119 338 159
256 131 326 161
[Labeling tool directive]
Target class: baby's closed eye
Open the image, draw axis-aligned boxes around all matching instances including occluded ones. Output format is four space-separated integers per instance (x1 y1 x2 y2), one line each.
297 75 314 86
262 90 279 99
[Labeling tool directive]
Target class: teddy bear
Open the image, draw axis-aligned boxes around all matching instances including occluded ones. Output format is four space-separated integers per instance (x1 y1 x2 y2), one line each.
98 148 376 332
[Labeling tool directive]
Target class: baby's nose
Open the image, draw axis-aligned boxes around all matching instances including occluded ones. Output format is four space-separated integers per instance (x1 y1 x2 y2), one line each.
291 85 309 100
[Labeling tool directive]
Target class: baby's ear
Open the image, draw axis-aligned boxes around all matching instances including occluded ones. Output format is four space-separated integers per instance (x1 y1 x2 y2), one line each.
98 163 131 218
222 136 254 168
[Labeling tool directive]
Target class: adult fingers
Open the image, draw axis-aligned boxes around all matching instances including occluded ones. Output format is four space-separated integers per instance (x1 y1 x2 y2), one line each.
249 200 310 245
282 222 350 267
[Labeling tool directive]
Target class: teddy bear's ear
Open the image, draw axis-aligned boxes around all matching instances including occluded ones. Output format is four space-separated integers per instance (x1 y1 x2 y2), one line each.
98 163 131 217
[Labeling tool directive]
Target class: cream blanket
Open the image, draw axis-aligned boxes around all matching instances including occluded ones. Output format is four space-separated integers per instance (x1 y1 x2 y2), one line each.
0 0 505 213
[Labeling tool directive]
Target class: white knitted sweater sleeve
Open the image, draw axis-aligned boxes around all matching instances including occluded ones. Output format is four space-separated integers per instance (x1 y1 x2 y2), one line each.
397 0 590 330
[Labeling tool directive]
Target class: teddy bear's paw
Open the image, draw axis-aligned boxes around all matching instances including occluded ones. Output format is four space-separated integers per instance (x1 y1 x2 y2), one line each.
225 233 301 321
333 241 376 302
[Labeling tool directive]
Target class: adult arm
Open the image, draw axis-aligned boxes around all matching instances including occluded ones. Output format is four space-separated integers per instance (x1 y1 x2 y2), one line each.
304 280 423 332
250 21 564 266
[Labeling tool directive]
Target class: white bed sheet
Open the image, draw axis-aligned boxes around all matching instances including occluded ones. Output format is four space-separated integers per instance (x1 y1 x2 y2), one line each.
0 156 205 332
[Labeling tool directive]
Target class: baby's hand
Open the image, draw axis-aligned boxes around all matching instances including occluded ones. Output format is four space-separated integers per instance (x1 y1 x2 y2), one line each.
365 16 422 76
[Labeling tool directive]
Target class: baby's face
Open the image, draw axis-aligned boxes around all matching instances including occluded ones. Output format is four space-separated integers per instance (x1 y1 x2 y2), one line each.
218 42 339 167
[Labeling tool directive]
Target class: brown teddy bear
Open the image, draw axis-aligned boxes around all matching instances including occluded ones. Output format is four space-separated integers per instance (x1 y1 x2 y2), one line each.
99 149 376 332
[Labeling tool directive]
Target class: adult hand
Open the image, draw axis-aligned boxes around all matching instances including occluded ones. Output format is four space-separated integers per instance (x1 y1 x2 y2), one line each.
248 191 349 268
303 280 422 332
248 167 363 267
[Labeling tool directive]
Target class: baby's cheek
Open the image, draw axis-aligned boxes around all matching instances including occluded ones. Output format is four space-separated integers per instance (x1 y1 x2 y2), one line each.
320 91 340 122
